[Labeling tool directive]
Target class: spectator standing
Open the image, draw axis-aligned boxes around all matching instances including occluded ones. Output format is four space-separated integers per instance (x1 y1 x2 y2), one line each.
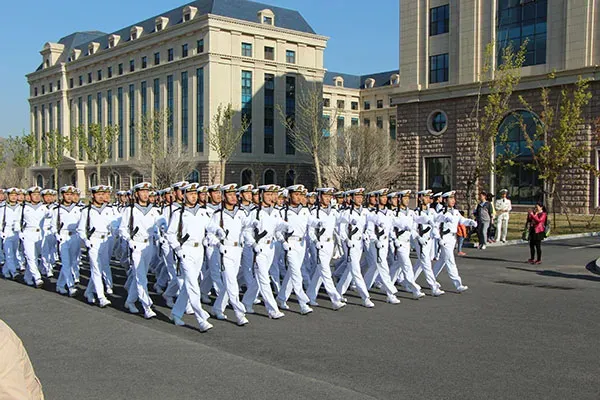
474 191 493 250
456 210 468 256
495 189 512 243
527 202 547 264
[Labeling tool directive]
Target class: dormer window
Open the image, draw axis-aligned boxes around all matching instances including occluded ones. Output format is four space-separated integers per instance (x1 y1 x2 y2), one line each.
155 16 168 32
130 26 143 41
108 34 120 48
258 9 275 26
334 76 344 87
183 5 198 22
365 78 375 89
390 74 400 85
44 59 50 68
71 49 81 61
88 42 100 55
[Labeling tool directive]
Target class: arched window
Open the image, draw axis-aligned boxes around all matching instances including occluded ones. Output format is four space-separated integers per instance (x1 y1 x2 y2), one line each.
285 170 295 187
130 173 144 187
187 169 200 183
109 172 121 189
49 174 55 189
241 169 253 185
263 169 276 185
88 173 98 187
36 174 44 188
495 110 543 205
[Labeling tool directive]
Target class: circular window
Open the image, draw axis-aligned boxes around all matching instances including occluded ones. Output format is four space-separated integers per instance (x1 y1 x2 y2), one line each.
427 110 448 136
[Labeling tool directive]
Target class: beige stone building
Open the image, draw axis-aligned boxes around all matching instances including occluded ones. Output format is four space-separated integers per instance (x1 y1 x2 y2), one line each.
393 0 600 213
27 0 328 193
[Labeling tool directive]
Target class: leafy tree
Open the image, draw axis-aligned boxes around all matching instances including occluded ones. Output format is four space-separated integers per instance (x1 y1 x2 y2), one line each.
44 131 71 189
138 109 169 187
77 124 119 184
7 132 37 184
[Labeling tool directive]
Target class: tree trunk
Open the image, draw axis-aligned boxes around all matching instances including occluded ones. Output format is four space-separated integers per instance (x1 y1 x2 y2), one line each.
54 167 58 189
151 161 156 187
313 153 322 188
220 159 226 184
96 163 101 185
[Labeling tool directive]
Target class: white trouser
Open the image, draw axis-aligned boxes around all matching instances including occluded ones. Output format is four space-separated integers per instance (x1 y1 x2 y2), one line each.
172 245 210 324
22 230 43 285
303 241 317 287
242 241 280 316
389 240 422 294
56 232 80 290
496 213 509 242
240 245 254 289
433 236 464 289
269 241 284 294
40 231 56 275
162 246 182 298
2 234 19 278
307 241 343 303
0 237 4 265
200 246 222 296
363 240 398 296
125 241 155 309
278 240 310 305
336 240 370 300
84 237 110 301
100 236 114 290
213 245 246 320
413 239 441 291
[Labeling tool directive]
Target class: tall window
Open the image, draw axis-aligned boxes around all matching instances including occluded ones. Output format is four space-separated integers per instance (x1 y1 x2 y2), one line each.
107 91 113 128
364 101 370 110
336 116 345 165
129 59 135 72
286 76 296 155
56 102 61 135
497 0 547 66
285 170 295 187
323 115 331 137
168 48 174 62
264 74 275 154
197 39 204 53
87 94 92 132
351 118 359 127
241 169 253 185
425 157 452 194
376 116 383 130
241 71 252 153
187 170 199 183
108 66 113 78
196 68 204 153
242 42 252 57
117 88 123 158
182 44 188 58
142 56 147 69
167 75 174 146
153 78 160 112
97 70 102 81
141 81 147 116
118 63 123 75
377 99 383 109
389 116 397 140
496 110 543 204
430 4 449 36
97 92 102 125
263 169 275 185
286 50 296 64
264 46 274 61
181 71 189 150
429 53 449 84
154 52 160 65
48 104 53 134
129 84 135 157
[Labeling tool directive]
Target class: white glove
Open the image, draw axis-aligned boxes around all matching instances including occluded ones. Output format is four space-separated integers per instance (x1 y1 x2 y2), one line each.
471 220 478 228
316 242 325 250
417 236 427 247
282 242 291 252
128 240 136 251
218 242 227 254
346 239 355 249
215 227 227 240
375 240 386 250
159 237 167 246
393 239 402 248
0 232 7 240
19 233 25 242
174 247 184 260
253 243 263 253
55 234 62 243
84 239 93 249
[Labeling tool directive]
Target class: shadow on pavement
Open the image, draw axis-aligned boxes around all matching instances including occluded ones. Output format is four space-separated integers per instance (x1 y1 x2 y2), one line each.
507 264 600 283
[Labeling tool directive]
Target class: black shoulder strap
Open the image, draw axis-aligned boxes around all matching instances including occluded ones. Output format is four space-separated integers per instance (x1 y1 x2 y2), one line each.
20 203 26 231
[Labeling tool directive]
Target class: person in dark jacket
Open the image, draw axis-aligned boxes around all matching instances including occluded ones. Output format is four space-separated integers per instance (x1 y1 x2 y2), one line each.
527 202 547 264
474 191 493 250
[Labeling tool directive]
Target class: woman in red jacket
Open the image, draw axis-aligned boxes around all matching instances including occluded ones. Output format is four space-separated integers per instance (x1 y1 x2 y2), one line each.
527 202 547 264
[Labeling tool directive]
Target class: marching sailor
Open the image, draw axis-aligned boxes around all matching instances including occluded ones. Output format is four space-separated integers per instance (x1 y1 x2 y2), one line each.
199 184 223 301
206 183 250 326
19 186 49 287
0 188 22 279
165 182 214 332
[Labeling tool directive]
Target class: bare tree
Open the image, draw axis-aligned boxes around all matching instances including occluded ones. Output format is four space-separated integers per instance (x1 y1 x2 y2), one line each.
77 124 119 183
44 131 71 189
323 125 401 190
138 109 169 186
277 81 335 188
151 146 193 189
519 76 596 227
205 103 250 183
6 132 37 186
467 42 527 213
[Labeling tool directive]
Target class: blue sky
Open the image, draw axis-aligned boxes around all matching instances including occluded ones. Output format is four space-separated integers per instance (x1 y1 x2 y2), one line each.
0 0 399 137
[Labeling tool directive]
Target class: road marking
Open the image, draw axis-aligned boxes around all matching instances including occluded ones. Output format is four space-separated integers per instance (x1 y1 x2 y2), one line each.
569 243 600 250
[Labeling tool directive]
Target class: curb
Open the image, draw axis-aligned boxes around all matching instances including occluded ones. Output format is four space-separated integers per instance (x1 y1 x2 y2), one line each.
465 231 600 249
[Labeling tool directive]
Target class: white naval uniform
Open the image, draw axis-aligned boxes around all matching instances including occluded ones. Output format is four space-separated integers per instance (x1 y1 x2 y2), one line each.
363 208 399 298
165 204 211 325
206 206 250 323
412 207 443 293
388 207 424 296
49 204 82 292
161 202 183 300
494 198 512 242
119 204 164 312
238 203 255 289
199 203 222 297
40 203 58 277
433 208 477 289
276 205 312 309
77 204 115 302
336 206 371 301
306 205 345 307
241 205 287 317
0 203 22 279
19 203 49 286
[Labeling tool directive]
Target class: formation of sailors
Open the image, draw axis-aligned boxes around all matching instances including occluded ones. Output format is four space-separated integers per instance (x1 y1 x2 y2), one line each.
0 183 477 332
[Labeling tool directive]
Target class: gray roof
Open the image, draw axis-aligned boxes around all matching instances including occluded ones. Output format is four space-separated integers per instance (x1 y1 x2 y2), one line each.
324 69 400 89
54 0 314 62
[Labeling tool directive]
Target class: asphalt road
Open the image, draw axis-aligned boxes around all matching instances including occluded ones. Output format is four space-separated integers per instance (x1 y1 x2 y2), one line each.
1 236 599 400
